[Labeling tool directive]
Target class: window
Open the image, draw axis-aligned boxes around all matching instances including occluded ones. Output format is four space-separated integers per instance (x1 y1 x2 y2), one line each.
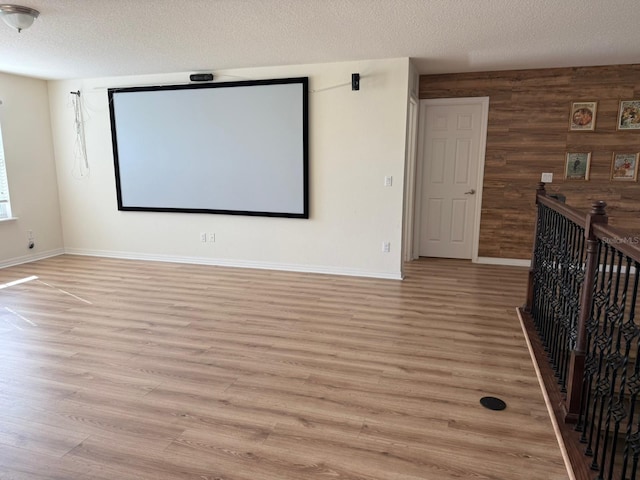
0 125 11 220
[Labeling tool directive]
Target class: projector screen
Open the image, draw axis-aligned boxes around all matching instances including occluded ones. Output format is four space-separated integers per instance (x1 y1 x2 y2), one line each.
108 77 308 218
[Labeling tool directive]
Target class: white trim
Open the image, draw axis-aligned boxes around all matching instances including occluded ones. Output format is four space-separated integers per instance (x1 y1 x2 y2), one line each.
412 102 426 260
414 97 489 262
471 98 489 263
63 248 403 280
403 96 419 262
0 248 65 269
476 256 531 268
516 308 576 480
599 263 637 275
0 216 18 223
475 256 639 272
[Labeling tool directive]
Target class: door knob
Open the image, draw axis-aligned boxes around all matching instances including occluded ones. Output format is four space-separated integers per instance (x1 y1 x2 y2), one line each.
465 189 476 195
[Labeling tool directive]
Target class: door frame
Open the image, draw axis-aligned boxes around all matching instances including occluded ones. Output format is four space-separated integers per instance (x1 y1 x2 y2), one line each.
412 97 489 262
402 96 419 262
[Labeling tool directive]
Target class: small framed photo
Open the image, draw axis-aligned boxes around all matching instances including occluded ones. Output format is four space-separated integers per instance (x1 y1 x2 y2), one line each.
565 152 591 180
617 100 640 130
611 153 639 181
569 101 597 131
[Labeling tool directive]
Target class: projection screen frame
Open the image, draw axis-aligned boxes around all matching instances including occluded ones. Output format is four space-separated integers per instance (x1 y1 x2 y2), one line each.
108 76 309 219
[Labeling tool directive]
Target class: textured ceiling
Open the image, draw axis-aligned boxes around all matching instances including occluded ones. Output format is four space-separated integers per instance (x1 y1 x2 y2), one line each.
0 0 639 80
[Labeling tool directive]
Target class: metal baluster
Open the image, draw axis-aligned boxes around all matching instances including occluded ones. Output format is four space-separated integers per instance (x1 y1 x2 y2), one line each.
579 240 604 441
532 204 547 334
597 251 627 479
557 219 570 388
560 221 584 391
526 183 547 314
570 202 607 425
586 243 612 459
621 261 640 480
569 223 587 385
546 205 558 353
551 214 567 378
540 206 555 350
606 256 634 479
590 245 616 470
549 211 563 371
559 220 574 389
575 229 590 435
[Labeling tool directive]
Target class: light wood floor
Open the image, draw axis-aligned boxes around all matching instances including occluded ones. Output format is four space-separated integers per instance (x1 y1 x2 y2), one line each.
0 255 568 480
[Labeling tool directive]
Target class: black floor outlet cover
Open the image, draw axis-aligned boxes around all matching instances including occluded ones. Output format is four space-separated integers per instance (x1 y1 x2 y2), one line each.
480 396 507 411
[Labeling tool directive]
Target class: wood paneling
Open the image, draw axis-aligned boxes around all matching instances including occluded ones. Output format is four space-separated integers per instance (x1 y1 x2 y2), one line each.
0 255 568 479
420 64 640 259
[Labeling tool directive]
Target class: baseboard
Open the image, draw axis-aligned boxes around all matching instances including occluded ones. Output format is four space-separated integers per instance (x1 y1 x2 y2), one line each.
476 256 531 267
63 248 403 280
475 256 637 274
0 248 65 269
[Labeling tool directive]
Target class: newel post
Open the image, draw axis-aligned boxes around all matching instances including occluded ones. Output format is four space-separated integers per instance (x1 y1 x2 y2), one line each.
564 201 608 422
524 182 547 313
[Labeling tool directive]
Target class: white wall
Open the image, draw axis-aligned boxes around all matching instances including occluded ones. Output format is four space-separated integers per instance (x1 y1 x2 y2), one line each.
48 58 410 278
0 72 63 267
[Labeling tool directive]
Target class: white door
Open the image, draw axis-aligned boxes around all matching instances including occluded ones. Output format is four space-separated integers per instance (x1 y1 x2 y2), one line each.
417 98 488 259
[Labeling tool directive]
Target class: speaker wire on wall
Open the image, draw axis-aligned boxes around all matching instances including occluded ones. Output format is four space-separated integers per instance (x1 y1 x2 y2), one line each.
70 90 89 179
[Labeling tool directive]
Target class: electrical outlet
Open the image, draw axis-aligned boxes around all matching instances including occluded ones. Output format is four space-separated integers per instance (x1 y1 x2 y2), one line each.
384 176 393 187
382 241 391 253
27 230 34 240
541 172 553 183
208 233 216 243
200 232 207 243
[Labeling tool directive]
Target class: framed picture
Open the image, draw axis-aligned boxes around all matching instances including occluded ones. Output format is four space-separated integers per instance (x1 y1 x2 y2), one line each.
569 101 597 131
564 152 591 180
611 153 639 181
617 100 640 130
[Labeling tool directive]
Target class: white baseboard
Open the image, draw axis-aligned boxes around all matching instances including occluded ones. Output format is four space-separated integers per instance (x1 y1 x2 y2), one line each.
63 248 403 280
0 248 65 269
475 256 531 268
475 257 637 275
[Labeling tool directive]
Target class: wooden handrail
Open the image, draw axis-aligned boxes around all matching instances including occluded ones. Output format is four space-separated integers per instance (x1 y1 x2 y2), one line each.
537 194 585 227
536 192 639 262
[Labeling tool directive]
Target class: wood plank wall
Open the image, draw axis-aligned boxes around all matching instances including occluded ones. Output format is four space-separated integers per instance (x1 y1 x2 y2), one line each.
420 64 640 259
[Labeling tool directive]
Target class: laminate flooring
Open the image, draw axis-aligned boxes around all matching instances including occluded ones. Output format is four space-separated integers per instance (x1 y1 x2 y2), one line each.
0 255 568 479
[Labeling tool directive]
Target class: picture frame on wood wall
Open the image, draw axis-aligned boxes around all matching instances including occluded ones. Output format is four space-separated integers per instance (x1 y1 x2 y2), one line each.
564 152 591 180
617 100 640 130
569 101 597 131
611 153 639 181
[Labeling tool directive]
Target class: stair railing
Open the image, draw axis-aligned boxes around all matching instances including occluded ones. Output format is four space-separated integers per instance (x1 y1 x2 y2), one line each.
522 182 640 480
